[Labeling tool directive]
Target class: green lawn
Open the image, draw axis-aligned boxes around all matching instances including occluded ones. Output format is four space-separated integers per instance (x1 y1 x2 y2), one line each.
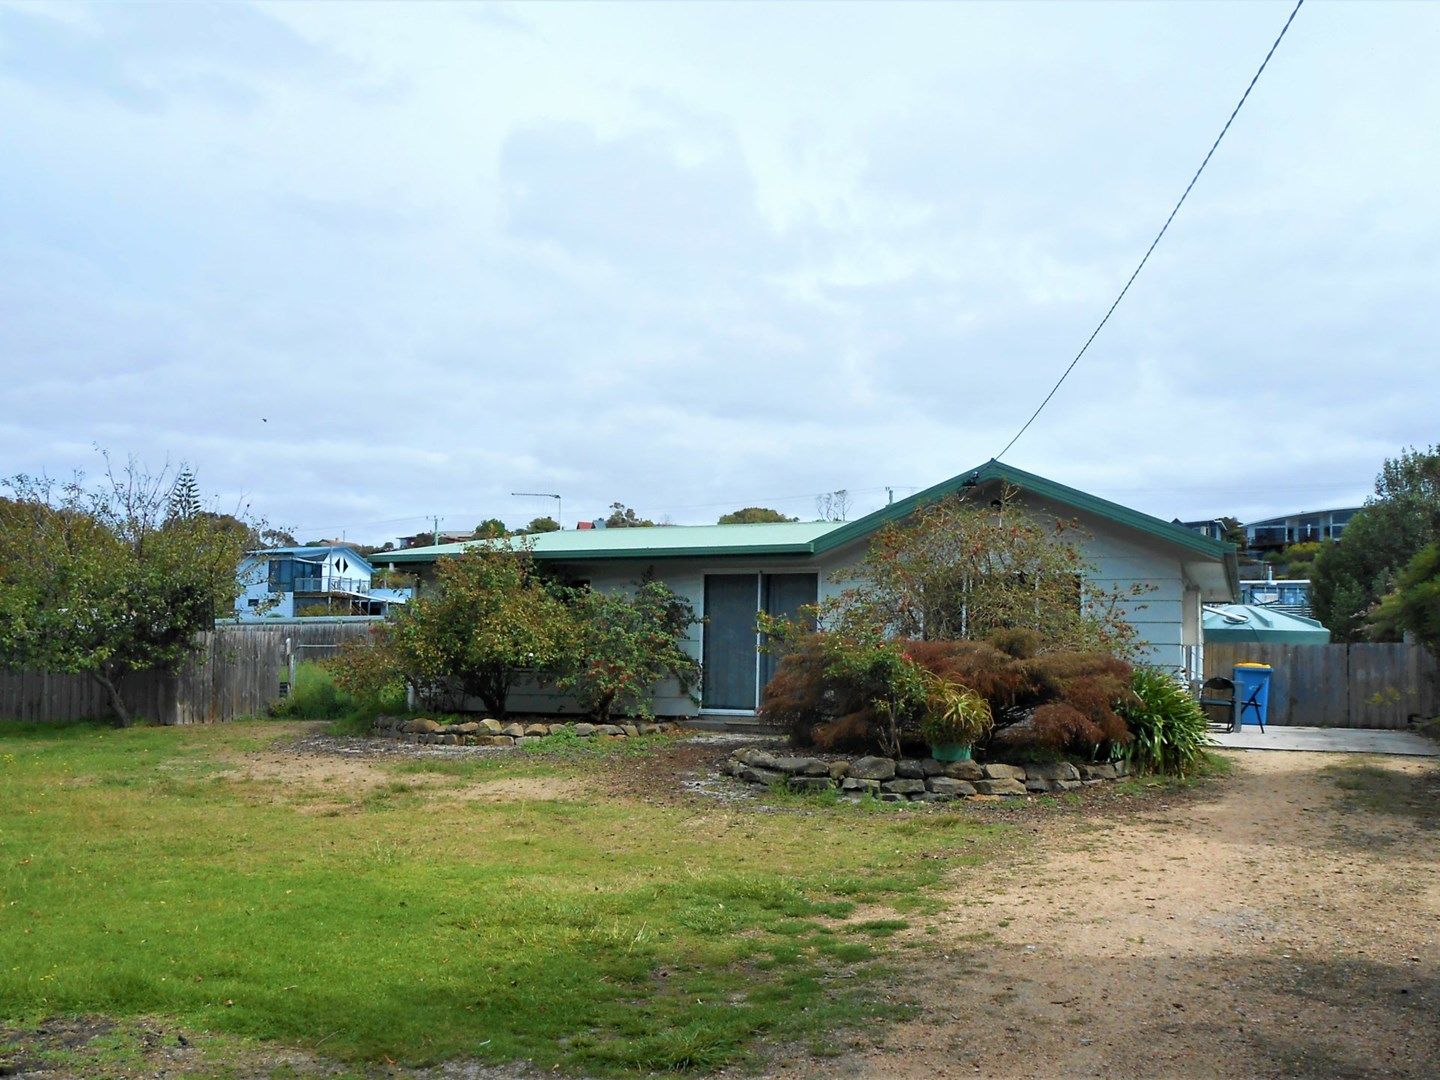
0 721 1011 1075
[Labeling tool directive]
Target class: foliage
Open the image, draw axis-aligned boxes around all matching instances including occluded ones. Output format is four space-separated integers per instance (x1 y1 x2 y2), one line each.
329 624 412 713
604 502 655 528
0 456 259 726
1313 445 1440 640
344 542 574 716
717 507 798 524
818 489 1144 656
556 579 701 722
761 627 1130 757
525 515 561 533
1370 542 1440 659
1262 540 1323 579
1117 666 1212 777
259 526 298 547
166 467 201 521
917 671 993 749
271 661 347 720
473 518 509 539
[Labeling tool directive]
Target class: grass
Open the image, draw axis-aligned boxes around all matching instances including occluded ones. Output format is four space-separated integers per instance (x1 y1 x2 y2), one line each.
1323 761 1439 826
0 720 1011 1075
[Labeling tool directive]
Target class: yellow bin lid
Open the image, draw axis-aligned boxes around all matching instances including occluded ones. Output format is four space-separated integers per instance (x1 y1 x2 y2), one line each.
1234 662 1272 670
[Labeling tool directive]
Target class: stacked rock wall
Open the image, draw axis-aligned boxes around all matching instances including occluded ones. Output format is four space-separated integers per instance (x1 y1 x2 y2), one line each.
723 747 1130 801
370 715 677 747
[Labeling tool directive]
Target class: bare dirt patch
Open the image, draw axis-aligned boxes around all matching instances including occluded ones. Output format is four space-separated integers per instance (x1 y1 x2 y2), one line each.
791 750 1440 1079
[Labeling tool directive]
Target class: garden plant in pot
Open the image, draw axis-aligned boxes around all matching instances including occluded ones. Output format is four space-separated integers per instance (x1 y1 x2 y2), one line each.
919 671 993 761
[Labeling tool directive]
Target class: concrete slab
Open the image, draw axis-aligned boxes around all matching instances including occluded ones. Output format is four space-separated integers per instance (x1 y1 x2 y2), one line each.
1212 725 1438 757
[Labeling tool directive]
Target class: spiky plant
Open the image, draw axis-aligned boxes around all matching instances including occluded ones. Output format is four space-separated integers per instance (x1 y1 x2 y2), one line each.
1118 667 1213 776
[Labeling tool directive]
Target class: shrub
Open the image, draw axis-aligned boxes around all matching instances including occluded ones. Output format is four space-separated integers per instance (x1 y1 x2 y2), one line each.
1117 667 1212 776
761 629 1131 758
556 579 700 722
917 673 993 748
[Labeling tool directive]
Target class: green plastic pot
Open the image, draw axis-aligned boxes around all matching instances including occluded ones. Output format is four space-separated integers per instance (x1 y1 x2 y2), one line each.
929 742 973 762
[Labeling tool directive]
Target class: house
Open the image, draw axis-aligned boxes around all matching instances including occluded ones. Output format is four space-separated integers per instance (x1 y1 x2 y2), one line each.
1238 577 1313 617
378 461 1238 718
235 545 408 620
1243 506 1361 551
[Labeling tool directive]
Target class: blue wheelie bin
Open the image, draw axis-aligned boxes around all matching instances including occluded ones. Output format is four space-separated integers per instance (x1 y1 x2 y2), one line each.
1232 662 1272 732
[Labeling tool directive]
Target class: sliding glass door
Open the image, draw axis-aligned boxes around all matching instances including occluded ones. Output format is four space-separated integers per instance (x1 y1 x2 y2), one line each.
702 573 817 711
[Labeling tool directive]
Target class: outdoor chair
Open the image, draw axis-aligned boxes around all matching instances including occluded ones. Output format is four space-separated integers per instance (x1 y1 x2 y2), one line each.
1198 676 1237 733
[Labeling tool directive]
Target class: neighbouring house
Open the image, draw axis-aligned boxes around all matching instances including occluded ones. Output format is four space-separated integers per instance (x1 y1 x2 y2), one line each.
235 545 410 620
1243 506 1361 551
1203 604 1331 645
378 461 1238 720
1238 576 1314 617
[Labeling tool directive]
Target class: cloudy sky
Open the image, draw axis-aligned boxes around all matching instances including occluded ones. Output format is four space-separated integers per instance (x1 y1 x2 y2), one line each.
2 1 1435 543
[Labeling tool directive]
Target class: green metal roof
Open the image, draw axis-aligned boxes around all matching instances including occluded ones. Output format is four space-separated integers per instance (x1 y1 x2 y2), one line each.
377 520 844 564
377 461 1237 593
1203 604 1332 644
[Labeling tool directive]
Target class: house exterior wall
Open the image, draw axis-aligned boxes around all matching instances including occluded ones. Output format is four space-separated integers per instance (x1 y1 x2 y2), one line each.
474 500 1201 718
234 549 375 621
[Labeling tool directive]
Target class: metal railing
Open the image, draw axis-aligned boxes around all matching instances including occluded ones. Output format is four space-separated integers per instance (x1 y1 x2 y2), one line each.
292 575 370 595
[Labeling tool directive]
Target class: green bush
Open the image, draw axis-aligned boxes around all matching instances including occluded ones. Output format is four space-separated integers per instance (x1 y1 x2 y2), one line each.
1117 667 1212 776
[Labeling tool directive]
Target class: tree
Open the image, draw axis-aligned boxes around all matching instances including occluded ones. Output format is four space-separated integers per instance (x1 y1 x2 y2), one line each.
167 467 201 522
473 518 509 539
816 490 851 522
1313 445 1440 640
818 488 1142 655
556 579 700 722
259 527 298 548
525 516 561 534
0 457 257 726
717 507 798 525
604 502 655 528
381 542 573 716
1371 543 1440 659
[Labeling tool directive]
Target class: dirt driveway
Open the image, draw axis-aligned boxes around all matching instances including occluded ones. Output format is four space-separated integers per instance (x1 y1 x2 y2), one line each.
805 750 1440 1079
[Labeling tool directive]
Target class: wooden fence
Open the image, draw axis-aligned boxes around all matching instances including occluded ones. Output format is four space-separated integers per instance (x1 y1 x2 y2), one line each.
1204 642 1439 729
0 620 379 726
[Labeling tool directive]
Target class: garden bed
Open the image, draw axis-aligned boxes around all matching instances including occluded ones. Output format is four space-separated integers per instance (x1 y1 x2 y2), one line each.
369 714 683 747
723 746 1130 801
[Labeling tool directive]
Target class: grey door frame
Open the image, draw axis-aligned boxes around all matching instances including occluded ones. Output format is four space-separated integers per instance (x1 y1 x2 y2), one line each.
700 571 818 713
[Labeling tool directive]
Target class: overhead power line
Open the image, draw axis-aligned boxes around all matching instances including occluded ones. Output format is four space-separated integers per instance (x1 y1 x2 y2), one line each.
994 0 1305 461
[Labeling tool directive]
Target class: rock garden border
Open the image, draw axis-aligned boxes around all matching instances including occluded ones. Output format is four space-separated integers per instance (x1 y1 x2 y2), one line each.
371 715 681 747
723 746 1130 801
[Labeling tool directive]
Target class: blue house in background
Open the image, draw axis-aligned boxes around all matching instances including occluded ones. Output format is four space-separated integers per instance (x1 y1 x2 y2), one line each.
235 545 408 620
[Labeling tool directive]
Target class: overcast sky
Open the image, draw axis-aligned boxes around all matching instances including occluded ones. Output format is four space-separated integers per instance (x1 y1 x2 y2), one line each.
2 1 1435 543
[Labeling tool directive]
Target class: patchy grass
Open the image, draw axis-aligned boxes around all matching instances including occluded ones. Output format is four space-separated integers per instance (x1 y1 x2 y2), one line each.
0 721 1011 1075
1323 761 1439 826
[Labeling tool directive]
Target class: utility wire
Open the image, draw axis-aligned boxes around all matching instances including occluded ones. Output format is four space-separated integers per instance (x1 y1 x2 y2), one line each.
995 0 1305 461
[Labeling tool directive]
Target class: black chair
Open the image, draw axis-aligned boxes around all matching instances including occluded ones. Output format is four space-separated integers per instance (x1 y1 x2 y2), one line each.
1198 676 1237 733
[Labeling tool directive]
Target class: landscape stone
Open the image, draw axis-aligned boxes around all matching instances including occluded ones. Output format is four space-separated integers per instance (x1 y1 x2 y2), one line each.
501 723 525 738
479 735 515 747
974 778 1028 796
881 778 926 795
404 717 442 734
739 766 785 786
787 776 835 792
451 721 481 735
462 736 478 746
1050 779 1082 792
1081 763 1119 780
919 758 946 777
594 724 625 737
941 759 984 781
620 724 640 737
850 756 897 781
524 724 550 737
573 723 596 737
828 761 851 781
927 777 977 797
841 777 880 792
914 792 952 802
774 756 827 776
982 763 1027 781
637 723 660 735
1024 779 1050 793
878 792 906 803
1025 761 1081 782
480 719 505 735
441 734 458 746
895 760 926 780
